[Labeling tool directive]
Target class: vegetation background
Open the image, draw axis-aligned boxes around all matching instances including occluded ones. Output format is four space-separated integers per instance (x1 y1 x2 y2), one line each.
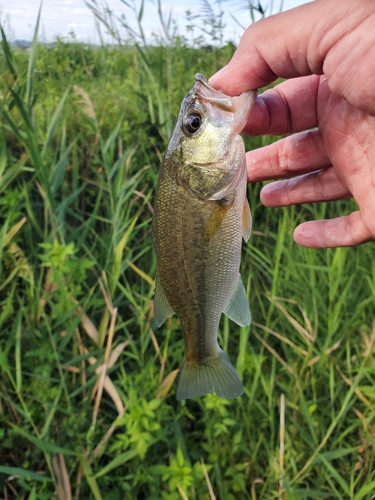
1 1 375 498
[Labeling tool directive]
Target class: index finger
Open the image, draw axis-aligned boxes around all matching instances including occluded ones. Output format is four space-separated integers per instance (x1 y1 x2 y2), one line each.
242 75 320 136
209 1 324 93
209 0 374 104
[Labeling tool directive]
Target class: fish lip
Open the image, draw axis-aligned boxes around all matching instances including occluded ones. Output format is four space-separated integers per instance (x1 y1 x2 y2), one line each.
180 74 236 134
184 73 255 119
192 74 257 128
194 73 234 112
194 73 215 91
194 72 257 99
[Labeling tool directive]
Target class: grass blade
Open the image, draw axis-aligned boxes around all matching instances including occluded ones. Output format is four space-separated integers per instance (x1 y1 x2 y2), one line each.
11 426 76 456
0 26 17 78
353 479 375 500
26 2 42 110
94 449 138 478
79 453 102 500
0 466 52 483
42 87 71 157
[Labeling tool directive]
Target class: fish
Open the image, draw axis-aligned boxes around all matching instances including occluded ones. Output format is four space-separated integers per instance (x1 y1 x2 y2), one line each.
152 73 256 401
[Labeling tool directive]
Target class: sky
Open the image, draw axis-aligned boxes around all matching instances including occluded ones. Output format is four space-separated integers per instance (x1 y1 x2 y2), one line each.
0 0 311 44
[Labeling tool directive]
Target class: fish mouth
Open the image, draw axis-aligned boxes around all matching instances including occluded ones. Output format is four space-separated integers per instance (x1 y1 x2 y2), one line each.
194 74 234 112
188 73 256 136
181 73 255 122
194 73 211 87
179 74 234 114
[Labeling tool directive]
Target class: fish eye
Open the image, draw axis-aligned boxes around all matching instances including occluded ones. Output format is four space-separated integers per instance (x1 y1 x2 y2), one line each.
184 112 203 135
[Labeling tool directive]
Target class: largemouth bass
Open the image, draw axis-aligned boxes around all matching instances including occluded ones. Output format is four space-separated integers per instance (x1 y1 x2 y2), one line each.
152 74 256 400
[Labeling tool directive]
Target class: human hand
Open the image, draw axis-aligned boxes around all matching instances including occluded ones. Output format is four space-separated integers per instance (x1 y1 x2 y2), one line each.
209 0 375 248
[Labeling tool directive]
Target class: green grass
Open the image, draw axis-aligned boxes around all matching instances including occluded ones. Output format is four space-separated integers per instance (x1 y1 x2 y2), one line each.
1 10 375 500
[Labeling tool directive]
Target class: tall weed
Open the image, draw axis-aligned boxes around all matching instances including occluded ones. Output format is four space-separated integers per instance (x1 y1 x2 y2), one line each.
0 3 375 499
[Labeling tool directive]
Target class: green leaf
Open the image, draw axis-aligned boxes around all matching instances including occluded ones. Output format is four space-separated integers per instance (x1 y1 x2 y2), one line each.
7 84 33 131
0 466 52 483
50 143 74 195
148 398 162 411
0 26 17 78
312 447 358 464
79 453 102 500
94 448 138 478
3 109 25 141
176 446 185 468
285 486 331 498
42 88 71 157
0 218 8 281
353 479 375 500
26 2 42 110
0 153 28 194
11 425 76 456
15 311 22 393
317 455 349 495
28 485 37 500
0 349 9 373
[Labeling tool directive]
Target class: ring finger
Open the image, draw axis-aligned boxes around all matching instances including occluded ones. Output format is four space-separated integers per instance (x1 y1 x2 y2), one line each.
260 167 352 207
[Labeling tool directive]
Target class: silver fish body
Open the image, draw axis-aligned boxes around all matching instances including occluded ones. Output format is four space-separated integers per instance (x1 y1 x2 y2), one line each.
153 74 256 400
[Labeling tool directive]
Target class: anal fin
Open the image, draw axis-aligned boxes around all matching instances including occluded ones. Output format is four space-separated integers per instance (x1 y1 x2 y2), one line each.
154 276 174 327
223 274 251 326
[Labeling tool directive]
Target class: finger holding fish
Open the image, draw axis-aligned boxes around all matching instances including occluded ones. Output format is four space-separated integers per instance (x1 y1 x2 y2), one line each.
239 76 321 137
209 0 375 115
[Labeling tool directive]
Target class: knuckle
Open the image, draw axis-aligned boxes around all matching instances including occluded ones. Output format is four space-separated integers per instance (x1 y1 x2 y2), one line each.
275 140 291 176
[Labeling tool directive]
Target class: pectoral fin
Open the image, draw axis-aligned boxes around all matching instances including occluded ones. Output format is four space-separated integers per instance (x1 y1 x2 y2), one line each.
223 274 251 326
202 197 234 245
154 276 174 327
242 198 252 242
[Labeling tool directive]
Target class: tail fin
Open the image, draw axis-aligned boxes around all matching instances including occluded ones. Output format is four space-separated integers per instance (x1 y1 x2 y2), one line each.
176 349 243 401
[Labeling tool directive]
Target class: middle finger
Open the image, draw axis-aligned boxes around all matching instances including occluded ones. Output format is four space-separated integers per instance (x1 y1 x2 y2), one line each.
243 75 321 136
260 168 352 207
246 128 329 182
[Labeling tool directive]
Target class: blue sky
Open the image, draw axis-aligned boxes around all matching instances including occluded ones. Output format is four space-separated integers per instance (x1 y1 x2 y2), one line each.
0 0 311 43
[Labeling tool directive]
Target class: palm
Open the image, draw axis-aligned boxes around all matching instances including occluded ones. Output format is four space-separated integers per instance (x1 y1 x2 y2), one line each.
244 76 375 247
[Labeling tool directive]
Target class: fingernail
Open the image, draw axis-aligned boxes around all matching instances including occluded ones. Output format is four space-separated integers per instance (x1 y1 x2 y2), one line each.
262 181 282 194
